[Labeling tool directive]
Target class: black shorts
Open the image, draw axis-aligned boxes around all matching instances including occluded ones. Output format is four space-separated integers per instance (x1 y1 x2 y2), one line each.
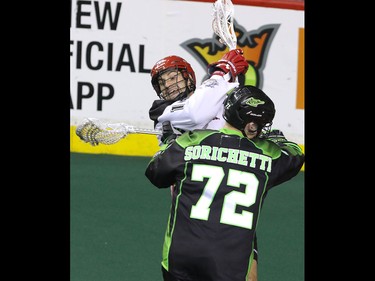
161 235 258 280
162 266 186 281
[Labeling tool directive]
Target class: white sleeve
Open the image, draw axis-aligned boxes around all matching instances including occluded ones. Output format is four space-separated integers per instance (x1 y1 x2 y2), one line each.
157 75 239 131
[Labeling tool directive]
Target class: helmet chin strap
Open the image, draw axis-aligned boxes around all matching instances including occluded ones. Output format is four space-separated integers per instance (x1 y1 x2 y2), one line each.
176 79 195 100
248 128 258 133
242 122 262 139
242 128 258 138
174 85 191 101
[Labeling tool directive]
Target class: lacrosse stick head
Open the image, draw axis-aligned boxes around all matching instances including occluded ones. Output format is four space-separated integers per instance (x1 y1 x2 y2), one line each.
75 118 128 146
212 0 237 50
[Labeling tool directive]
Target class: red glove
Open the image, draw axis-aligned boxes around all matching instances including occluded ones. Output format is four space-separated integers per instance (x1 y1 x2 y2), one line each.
208 49 249 82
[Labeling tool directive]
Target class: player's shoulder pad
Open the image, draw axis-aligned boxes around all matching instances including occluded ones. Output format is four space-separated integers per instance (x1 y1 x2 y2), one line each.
251 138 283 159
176 129 218 148
252 138 303 159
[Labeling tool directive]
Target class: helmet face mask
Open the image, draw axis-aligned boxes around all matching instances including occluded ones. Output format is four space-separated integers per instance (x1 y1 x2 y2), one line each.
223 85 275 137
157 70 190 100
151 56 196 101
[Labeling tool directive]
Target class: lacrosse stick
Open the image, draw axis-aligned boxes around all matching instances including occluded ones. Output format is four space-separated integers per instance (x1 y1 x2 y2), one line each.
75 118 161 146
212 0 237 50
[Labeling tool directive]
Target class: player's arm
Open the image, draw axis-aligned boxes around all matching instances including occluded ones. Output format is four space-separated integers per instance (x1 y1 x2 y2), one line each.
144 135 183 188
248 233 258 281
264 130 305 188
208 49 249 82
157 77 236 131
248 260 258 281
157 49 248 131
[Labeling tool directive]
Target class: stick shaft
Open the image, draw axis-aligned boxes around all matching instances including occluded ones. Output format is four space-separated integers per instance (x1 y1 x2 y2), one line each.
126 126 161 135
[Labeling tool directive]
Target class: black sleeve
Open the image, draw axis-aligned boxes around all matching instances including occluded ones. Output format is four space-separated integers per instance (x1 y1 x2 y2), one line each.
145 141 184 188
148 100 174 128
268 141 305 188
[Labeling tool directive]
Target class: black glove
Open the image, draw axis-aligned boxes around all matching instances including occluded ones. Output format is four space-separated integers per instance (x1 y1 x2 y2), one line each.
266 129 287 144
161 121 178 144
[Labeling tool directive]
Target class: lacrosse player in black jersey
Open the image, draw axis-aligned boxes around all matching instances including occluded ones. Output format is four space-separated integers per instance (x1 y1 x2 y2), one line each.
145 85 305 281
148 50 262 281
148 50 262 280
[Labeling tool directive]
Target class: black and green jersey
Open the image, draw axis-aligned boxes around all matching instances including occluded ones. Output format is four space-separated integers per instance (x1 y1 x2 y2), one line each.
145 128 305 281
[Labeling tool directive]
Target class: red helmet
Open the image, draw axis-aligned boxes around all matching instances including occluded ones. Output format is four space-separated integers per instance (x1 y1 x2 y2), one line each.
151 55 196 100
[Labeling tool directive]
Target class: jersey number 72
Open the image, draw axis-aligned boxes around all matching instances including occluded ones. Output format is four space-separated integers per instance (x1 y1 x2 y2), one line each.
190 164 259 230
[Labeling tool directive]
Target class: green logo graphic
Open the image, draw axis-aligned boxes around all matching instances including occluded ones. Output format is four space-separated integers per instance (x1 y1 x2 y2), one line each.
245 97 264 107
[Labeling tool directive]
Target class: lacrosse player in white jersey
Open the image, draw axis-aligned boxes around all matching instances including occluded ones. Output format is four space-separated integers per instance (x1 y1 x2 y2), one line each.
148 49 248 145
148 49 260 281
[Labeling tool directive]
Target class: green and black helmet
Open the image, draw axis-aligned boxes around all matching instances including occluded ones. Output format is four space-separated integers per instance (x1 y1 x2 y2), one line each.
223 85 275 136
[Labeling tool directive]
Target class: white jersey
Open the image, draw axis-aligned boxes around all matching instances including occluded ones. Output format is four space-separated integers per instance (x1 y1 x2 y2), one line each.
155 75 239 142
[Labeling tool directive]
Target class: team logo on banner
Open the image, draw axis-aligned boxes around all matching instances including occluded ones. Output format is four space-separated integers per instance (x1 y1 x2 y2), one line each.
181 21 280 89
